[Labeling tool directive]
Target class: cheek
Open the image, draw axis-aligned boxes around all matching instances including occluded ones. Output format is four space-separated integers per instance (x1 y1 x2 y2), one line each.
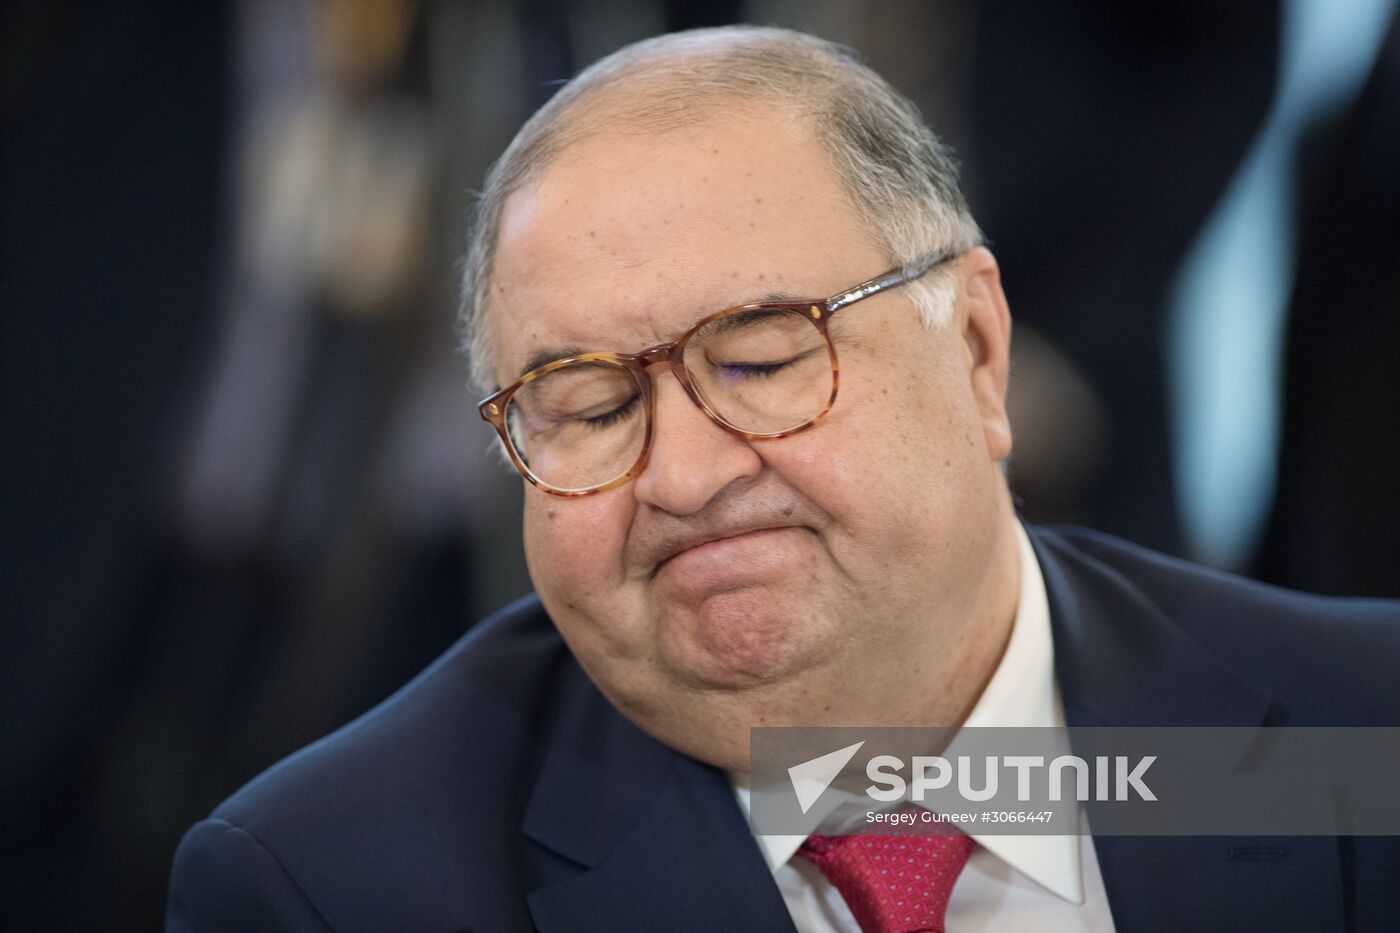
523 492 632 608
524 491 657 676
772 357 987 548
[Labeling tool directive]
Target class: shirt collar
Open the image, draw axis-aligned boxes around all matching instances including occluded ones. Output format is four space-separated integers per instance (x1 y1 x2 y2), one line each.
731 520 1084 904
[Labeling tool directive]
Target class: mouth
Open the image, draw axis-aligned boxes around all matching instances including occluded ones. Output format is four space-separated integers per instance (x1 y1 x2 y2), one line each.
651 526 802 579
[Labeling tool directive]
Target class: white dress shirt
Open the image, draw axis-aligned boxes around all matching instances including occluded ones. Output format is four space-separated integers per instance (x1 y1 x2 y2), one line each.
730 523 1117 932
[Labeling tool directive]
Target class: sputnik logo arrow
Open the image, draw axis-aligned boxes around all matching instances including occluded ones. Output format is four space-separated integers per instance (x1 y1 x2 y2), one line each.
788 740 865 814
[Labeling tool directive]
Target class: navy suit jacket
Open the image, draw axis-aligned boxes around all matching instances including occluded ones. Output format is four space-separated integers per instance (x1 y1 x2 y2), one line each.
167 525 1400 932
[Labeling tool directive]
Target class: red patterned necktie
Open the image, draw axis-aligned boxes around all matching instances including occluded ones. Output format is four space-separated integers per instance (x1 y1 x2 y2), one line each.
796 830 974 933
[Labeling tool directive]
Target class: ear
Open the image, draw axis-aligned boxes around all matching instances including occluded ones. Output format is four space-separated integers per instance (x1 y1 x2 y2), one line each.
958 247 1013 462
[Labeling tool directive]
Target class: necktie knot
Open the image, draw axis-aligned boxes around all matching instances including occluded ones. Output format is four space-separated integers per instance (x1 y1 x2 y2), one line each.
797 828 974 933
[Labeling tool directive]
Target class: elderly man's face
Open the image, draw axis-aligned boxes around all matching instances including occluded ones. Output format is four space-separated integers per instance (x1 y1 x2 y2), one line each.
491 106 1014 767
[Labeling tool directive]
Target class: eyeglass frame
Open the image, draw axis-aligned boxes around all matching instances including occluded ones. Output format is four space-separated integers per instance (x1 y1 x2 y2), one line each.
477 248 962 497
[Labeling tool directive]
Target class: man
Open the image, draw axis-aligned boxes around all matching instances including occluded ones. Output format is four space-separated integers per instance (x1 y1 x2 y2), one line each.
167 26 1400 932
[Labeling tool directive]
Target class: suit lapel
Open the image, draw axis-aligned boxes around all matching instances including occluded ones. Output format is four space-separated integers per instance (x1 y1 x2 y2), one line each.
1029 526 1274 729
521 664 795 933
1028 526 1346 933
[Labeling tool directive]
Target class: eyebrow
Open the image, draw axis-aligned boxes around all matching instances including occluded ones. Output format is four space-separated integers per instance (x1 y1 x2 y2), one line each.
513 291 811 379
519 346 587 379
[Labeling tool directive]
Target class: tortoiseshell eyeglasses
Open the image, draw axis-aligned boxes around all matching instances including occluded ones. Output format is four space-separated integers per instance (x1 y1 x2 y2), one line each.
478 249 960 496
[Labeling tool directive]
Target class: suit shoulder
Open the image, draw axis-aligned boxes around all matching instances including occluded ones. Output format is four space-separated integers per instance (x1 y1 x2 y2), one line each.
219 594 563 815
202 595 568 879
1037 525 1400 627
167 818 333 932
1032 525 1400 722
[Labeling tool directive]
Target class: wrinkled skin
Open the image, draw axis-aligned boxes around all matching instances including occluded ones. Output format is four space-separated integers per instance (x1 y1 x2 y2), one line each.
489 106 1020 770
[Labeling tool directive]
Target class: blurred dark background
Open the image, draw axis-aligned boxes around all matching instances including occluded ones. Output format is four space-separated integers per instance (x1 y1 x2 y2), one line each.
3 0 1397 929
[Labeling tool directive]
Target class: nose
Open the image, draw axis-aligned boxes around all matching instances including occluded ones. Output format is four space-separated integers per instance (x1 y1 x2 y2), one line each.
632 370 763 515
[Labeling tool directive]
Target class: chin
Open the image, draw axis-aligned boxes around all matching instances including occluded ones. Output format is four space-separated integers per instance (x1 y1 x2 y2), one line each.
656 588 833 690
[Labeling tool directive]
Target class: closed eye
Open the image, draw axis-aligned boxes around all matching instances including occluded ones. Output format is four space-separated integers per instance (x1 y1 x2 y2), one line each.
580 393 640 429
720 360 793 379
714 344 824 381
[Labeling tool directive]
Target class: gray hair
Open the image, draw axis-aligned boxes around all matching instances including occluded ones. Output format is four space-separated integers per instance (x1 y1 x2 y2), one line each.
459 25 983 390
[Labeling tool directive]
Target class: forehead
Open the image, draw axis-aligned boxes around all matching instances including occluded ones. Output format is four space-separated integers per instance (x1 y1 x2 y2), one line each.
488 105 887 383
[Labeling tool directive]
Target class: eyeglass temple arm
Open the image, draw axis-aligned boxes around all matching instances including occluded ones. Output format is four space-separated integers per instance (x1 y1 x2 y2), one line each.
824 249 960 315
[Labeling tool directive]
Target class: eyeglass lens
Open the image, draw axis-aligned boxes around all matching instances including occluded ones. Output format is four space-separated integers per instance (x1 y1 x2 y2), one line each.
504 306 832 492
